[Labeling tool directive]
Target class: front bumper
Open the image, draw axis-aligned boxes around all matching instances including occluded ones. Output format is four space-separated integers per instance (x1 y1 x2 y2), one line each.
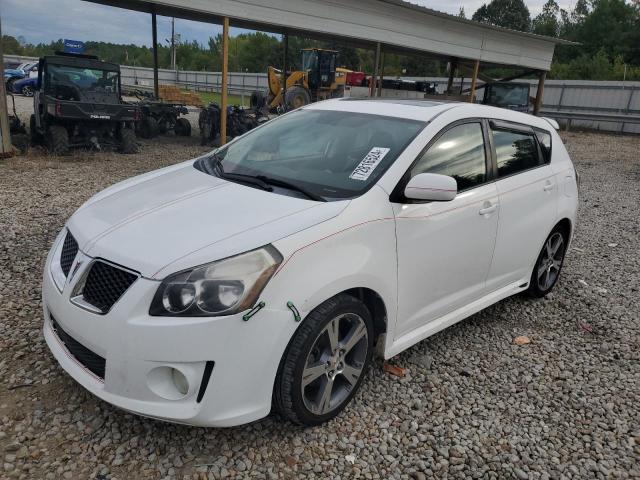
42 235 293 427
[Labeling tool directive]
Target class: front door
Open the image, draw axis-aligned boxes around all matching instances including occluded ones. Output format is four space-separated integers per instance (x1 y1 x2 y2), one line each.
393 121 499 338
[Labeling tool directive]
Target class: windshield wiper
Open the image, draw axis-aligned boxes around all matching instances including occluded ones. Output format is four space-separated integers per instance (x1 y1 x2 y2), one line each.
255 175 326 202
210 155 273 192
206 153 324 201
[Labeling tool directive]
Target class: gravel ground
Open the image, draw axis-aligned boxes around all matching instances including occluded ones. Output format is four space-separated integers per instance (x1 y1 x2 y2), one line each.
0 129 639 480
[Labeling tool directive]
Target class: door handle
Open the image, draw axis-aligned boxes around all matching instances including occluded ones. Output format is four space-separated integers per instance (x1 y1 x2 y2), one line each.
478 203 497 216
543 181 554 192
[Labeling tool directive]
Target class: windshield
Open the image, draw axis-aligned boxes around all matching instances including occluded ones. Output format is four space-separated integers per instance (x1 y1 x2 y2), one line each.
198 109 426 200
486 84 529 107
45 64 119 101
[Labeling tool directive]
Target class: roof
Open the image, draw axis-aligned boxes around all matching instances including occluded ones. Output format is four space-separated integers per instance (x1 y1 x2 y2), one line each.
307 98 557 131
84 0 571 71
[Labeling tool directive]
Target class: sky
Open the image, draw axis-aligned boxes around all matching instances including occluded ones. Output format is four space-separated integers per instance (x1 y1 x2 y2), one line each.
0 0 577 47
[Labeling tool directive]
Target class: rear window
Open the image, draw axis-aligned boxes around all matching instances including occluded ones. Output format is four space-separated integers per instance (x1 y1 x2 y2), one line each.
534 128 552 164
492 129 540 178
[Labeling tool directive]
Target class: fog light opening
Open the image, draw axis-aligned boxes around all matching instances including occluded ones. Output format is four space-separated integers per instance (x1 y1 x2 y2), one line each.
172 368 189 396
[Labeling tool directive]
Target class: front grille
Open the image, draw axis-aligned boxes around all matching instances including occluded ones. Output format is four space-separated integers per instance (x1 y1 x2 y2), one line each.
82 261 138 313
50 315 106 380
60 231 79 277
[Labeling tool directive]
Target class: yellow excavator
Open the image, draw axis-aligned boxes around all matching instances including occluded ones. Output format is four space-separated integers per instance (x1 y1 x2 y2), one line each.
251 48 349 112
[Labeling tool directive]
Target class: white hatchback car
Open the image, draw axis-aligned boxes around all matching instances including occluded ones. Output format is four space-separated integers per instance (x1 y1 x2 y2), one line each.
43 99 578 426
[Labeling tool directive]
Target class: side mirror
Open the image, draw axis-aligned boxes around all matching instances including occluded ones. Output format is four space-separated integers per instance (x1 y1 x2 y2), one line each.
404 173 457 202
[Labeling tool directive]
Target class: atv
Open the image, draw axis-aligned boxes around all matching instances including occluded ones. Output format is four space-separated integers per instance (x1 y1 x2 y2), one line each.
30 52 139 155
133 90 191 139
199 103 264 146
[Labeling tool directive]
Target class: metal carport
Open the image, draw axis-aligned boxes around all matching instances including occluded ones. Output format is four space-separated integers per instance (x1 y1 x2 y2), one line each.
0 0 573 154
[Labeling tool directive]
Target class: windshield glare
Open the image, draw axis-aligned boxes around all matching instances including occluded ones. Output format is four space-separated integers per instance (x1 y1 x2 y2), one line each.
45 64 119 100
210 109 426 200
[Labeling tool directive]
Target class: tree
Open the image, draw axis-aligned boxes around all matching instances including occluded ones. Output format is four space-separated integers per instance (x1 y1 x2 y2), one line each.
532 0 560 37
458 7 466 19
472 0 531 32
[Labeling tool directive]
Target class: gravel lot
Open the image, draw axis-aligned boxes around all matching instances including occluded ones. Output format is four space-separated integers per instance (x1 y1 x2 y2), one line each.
0 123 639 479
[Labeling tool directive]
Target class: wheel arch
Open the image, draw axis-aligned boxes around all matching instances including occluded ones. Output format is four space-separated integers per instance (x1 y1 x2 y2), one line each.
342 287 388 341
553 217 572 242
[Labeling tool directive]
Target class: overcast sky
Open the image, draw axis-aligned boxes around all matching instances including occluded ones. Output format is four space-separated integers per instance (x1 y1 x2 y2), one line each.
0 0 576 47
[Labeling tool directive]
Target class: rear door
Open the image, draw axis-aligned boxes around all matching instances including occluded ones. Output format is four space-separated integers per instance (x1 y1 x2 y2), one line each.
485 120 558 291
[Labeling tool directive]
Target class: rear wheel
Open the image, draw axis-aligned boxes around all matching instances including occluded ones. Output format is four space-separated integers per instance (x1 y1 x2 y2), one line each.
21 85 34 97
284 86 311 110
174 117 191 137
119 128 138 154
274 295 373 426
138 116 158 139
45 125 69 155
527 228 568 297
29 115 42 146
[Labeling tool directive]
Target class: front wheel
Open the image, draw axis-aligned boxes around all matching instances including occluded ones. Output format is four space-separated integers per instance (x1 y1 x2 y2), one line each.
527 228 567 297
21 85 34 97
274 295 373 426
119 128 138 154
174 117 191 136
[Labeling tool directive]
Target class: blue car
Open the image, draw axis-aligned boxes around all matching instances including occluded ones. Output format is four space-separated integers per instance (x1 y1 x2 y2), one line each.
4 61 38 90
11 76 39 96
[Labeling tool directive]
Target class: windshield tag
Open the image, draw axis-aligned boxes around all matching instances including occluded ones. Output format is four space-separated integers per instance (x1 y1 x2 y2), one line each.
349 147 390 181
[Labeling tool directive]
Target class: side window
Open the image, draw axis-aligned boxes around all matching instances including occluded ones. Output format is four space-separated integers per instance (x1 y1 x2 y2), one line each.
492 128 540 178
534 128 552 164
411 122 487 191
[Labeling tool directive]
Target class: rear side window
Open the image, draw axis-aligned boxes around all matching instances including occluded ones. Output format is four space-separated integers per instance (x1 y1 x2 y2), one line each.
492 129 540 178
534 128 552 164
411 122 487 191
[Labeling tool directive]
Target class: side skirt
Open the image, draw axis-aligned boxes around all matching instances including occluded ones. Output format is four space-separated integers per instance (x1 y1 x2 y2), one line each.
385 279 529 359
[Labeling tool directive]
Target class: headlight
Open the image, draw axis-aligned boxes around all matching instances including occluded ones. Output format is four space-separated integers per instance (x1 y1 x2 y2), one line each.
149 245 282 317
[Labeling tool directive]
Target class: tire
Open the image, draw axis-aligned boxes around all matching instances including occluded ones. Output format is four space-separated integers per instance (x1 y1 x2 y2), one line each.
174 117 191 137
138 116 158 139
250 90 266 110
157 120 168 135
119 128 138 154
11 134 29 154
45 125 69 155
21 85 34 97
274 294 374 426
527 227 568 298
284 86 311 110
29 115 42 146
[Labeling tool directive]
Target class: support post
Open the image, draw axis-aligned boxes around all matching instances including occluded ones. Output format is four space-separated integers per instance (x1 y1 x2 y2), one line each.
220 17 230 145
282 32 289 112
377 51 384 97
534 71 546 115
469 60 480 103
371 42 381 97
447 58 457 94
0 15 13 156
151 9 159 98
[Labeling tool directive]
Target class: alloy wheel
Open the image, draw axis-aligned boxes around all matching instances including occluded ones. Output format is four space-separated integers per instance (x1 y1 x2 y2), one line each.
301 313 368 415
537 232 565 290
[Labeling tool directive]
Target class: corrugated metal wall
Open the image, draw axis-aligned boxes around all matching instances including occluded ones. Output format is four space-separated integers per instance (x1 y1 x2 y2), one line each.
4 54 639 134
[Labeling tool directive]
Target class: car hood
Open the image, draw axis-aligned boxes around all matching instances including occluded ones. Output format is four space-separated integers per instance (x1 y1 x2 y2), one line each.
68 160 347 279
4 69 25 77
